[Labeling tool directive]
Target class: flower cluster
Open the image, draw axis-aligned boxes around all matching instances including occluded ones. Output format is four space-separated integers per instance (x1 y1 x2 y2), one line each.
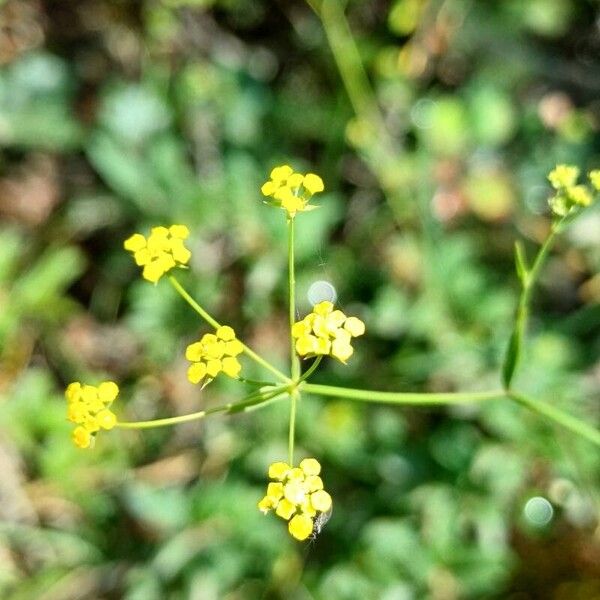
292 301 365 363
258 458 332 541
124 225 192 283
547 165 597 217
65 381 119 449
186 326 243 384
261 165 324 217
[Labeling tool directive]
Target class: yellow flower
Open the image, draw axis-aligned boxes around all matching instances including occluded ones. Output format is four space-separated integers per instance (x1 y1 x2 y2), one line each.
65 381 119 449
186 325 243 385
548 165 579 190
589 170 600 191
292 301 365 364
546 165 596 217
124 224 192 283
260 165 325 218
257 457 332 541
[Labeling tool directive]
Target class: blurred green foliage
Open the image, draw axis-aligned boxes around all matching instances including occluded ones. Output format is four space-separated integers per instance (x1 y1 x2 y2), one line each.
0 0 599 598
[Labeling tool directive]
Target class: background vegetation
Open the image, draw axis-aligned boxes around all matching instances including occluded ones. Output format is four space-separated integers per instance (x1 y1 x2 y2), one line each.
0 0 599 598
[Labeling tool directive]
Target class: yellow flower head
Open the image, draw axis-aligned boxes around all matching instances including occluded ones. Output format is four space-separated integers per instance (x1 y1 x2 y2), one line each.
589 169 600 191
548 165 579 190
124 225 192 283
257 458 332 541
65 381 119 449
186 325 243 385
547 164 596 217
261 165 325 218
292 301 365 364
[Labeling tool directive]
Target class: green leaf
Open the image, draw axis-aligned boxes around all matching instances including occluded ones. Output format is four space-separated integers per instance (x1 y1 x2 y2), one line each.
502 328 521 389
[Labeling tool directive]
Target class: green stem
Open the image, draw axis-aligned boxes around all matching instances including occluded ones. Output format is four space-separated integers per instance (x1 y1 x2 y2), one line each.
503 220 563 389
168 275 291 384
288 390 298 465
298 356 323 383
288 219 300 381
287 217 300 465
509 392 600 447
302 383 505 405
116 386 288 430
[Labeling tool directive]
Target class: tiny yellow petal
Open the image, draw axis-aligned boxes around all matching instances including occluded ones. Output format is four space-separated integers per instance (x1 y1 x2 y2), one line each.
305 475 323 492
169 224 189 239
201 333 218 345
98 381 119 403
303 173 324 194
284 480 307 505
311 315 329 338
187 362 207 384
313 301 334 316
331 339 353 363
258 496 273 514
124 233 146 252
314 337 331 355
142 261 164 283
288 514 314 540
83 416 99 433
81 385 98 404
65 382 81 403
325 310 346 331
276 498 297 520
150 226 169 238
96 409 117 430
287 173 304 188
205 359 222 378
185 342 204 362
589 169 600 191
270 165 294 182
292 321 310 338
268 462 291 480
344 316 365 337
261 181 277 196
266 482 284 502
204 340 225 359
72 426 91 449
300 458 321 476
310 490 332 512
221 356 241 378
216 325 236 341
170 239 192 264
225 339 243 356
295 335 318 356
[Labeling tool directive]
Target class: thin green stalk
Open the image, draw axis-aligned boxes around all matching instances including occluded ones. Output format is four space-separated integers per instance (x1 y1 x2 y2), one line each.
302 383 505 405
168 275 291 384
288 218 300 381
287 217 300 465
116 386 288 430
509 392 600 448
502 221 563 389
288 390 298 465
298 356 322 383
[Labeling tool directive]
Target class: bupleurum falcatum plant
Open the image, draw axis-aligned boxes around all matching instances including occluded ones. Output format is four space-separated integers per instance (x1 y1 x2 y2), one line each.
65 164 600 541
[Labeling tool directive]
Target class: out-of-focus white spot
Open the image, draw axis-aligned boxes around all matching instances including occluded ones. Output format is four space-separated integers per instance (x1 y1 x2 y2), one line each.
410 99 436 129
308 280 337 305
524 496 553 526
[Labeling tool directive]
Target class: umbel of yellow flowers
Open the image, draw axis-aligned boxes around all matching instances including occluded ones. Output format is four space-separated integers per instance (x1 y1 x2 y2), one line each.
258 458 332 541
124 225 192 283
292 301 365 363
186 326 243 384
547 164 600 217
65 381 119 448
261 165 324 217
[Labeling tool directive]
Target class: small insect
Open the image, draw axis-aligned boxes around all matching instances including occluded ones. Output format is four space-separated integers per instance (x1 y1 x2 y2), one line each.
309 507 333 541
